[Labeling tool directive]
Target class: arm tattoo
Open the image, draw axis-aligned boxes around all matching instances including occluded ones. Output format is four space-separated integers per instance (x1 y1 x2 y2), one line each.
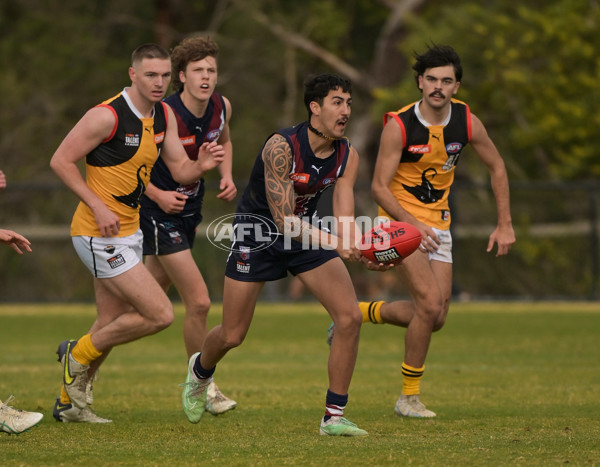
263 135 296 234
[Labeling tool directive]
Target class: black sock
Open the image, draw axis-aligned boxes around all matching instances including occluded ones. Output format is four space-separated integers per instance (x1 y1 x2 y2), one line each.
193 353 216 380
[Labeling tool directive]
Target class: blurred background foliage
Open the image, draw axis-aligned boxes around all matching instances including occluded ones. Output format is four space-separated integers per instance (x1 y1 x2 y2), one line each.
1 0 599 301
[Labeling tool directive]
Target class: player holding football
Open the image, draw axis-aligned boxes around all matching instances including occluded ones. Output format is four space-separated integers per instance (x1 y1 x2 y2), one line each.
139 36 237 415
181 74 387 436
331 44 515 417
50 43 224 423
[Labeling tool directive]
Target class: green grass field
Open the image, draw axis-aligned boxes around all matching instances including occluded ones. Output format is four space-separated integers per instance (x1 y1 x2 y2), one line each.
1 301 599 466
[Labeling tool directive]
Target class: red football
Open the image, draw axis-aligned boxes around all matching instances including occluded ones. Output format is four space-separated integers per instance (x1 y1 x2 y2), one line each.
360 221 421 264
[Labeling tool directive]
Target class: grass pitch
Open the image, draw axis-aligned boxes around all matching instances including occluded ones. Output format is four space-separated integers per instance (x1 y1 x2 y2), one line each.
1 301 599 466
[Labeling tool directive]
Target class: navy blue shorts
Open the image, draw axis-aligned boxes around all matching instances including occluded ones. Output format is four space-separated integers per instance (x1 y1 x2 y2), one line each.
140 209 202 256
225 228 339 282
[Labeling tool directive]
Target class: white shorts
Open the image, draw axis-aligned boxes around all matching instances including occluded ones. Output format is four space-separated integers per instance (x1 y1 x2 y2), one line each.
72 229 143 278
426 227 452 264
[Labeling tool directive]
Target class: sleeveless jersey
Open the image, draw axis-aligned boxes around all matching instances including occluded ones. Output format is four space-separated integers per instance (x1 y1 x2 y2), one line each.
237 121 350 222
70 89 168 237
140 91 226 215
379 99 471 229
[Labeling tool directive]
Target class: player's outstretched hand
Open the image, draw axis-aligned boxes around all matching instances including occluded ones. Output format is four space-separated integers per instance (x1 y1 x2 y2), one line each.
0 229 32 254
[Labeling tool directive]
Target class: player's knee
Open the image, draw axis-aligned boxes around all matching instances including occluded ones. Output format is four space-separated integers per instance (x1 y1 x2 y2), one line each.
220 331 245 350
432 300 450 332
187 296 211 317
151 303 175 332
419 300 445 326
333 308 362 335
432 315 447 332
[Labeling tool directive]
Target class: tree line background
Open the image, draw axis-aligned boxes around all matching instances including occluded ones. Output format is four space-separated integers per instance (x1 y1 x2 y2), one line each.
0 0 599 301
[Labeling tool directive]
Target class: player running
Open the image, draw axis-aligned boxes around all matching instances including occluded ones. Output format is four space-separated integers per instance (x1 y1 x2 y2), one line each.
140 36 237 416
181 73 387 436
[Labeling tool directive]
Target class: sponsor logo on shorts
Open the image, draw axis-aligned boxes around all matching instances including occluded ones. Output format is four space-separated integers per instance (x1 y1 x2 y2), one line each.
104 245 116 254
236 262 250 273
240 246 250 260
107 254 126 269
169 231 183 244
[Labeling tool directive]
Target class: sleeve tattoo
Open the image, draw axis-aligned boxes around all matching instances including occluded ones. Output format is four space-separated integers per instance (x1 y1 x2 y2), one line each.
262 134 317 243
263 134 297 234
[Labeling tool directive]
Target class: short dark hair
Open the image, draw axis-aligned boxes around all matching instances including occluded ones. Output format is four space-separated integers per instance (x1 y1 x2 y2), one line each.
131 43 170 66
412 44 462 86
303 74 352 118
171 36 219 92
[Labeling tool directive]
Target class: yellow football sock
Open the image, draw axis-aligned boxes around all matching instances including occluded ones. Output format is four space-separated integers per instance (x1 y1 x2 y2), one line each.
358 301 385 324
71 333 102 365
59 385 71 404
401 362 425 396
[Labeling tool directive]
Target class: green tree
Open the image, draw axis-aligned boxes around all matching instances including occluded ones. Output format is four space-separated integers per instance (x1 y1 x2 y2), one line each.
376 1 600 180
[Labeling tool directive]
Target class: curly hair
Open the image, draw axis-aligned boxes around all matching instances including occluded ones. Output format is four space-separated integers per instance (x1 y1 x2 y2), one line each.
170 36 219 92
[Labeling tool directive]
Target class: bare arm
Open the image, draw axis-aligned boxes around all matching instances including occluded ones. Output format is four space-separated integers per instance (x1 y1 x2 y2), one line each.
339 148 394 269
145 99 235 213
216 97 237 202
49 106 121 237
371 117 439 251
331 147 362 261
469 113 515 256
160 104 225 185
263 134 298 234
262 134 340 251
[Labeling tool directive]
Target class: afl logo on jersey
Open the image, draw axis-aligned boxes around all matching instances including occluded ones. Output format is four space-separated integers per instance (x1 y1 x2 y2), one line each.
323 178 336 186
206 129 221 142
446 142 463 154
